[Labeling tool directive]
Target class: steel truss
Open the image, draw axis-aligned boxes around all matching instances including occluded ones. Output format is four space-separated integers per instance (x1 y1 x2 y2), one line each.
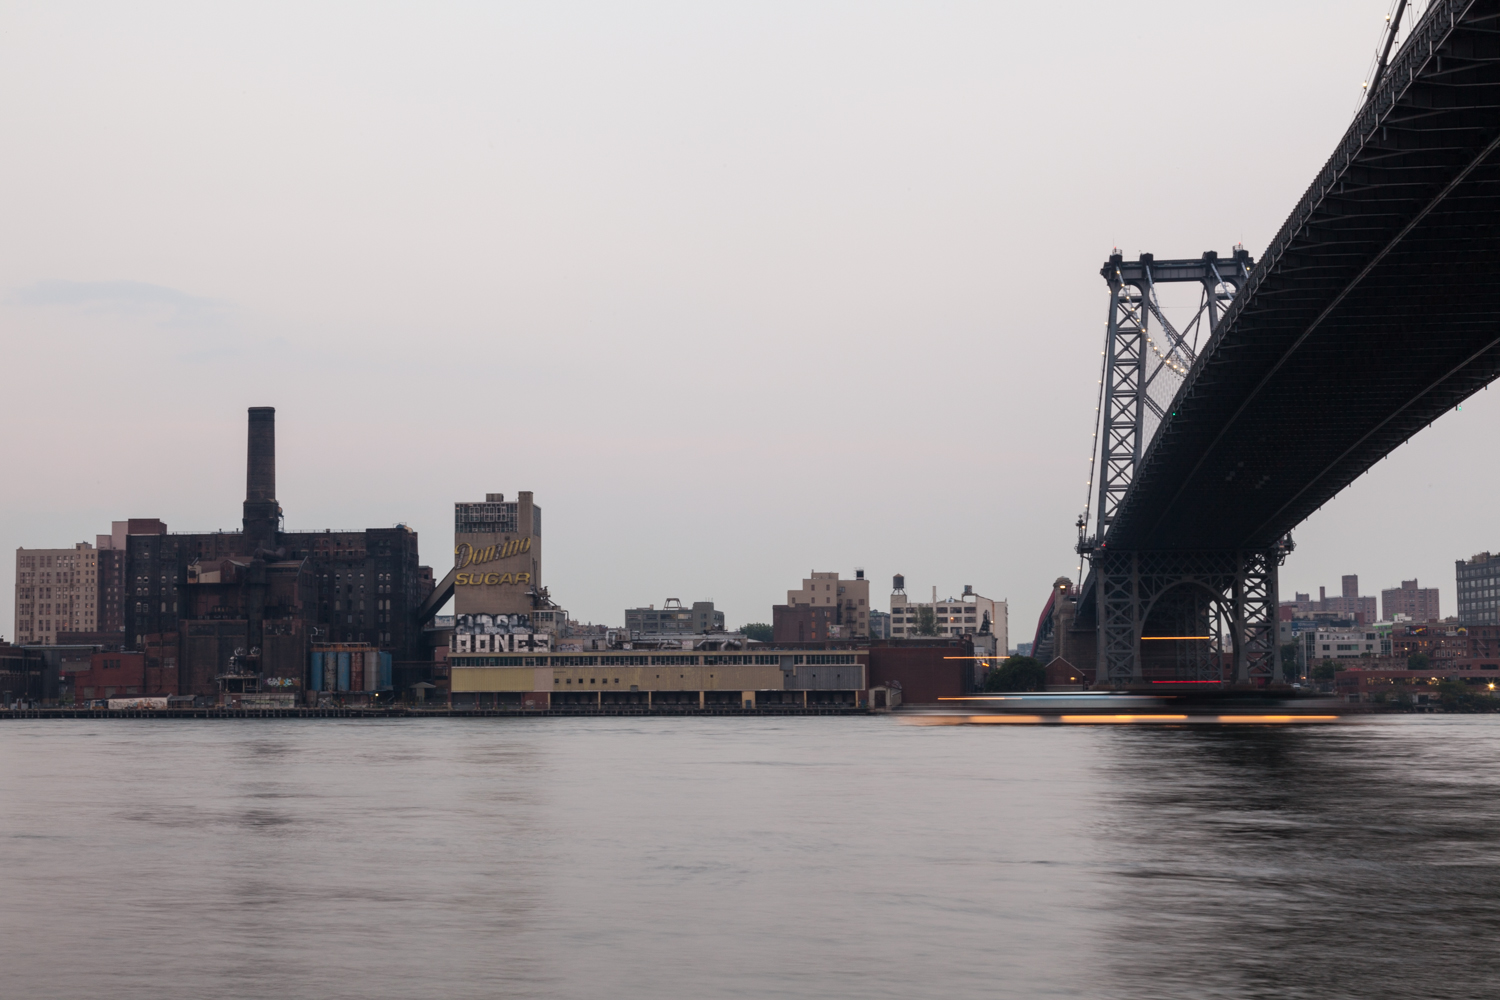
1084 249 1269 685
1093 546 1283 686
1093 250 1253 536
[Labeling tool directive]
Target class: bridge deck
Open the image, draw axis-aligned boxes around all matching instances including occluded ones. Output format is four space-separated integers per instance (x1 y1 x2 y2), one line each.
1107 0 1500 551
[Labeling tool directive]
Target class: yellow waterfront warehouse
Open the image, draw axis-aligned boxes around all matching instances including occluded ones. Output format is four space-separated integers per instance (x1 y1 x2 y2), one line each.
449 650 869 710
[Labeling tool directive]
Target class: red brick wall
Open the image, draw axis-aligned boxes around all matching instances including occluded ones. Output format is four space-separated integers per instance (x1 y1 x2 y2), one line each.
143 632 180 696
773 604 840 642
75 652 146 700
867 643 971 704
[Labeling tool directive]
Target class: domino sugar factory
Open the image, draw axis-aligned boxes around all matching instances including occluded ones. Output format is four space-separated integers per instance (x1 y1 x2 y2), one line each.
4 407 980 714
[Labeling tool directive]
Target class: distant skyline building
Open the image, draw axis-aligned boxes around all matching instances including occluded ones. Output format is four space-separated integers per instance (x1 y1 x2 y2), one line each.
1456 553 1500 623
1383 579 1441 622
1282 575 1377 622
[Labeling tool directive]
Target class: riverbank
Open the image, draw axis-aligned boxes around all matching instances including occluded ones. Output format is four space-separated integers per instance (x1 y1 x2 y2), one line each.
0 704 874 720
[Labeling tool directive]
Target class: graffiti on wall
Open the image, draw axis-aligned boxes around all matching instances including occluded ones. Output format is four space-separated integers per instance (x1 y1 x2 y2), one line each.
456 613 532 635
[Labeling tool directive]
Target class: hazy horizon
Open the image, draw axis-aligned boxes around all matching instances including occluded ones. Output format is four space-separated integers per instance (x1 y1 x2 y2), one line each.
2 1 1487 641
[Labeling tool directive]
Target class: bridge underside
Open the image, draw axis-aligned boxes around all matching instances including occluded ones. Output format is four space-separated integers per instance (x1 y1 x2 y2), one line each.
1074 1 1500 685
1109 0 1500 553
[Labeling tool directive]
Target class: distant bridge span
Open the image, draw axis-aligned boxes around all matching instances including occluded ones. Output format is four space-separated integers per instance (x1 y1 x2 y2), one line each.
1051 0 1500 685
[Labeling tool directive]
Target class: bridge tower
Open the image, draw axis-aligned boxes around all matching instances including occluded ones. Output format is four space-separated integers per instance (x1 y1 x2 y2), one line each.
1080 249 1288 686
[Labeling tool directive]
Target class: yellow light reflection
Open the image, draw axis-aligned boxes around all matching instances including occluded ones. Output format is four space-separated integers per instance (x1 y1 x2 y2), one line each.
1215 715 1340 723
899 714 1042 726
1059 714 1190 723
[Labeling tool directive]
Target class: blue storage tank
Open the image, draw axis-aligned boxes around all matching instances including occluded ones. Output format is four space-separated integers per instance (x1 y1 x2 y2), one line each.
379 652 393 690
309 651 323 692
337 652 350 692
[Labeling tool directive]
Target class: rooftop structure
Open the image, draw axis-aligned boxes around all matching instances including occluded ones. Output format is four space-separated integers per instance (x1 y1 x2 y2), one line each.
625 599 724 637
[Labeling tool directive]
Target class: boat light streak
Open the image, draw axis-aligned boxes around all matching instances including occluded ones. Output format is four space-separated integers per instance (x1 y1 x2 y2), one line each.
1059 715 1190 723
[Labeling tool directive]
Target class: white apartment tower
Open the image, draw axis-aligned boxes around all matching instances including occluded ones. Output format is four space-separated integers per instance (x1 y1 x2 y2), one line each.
888 576 1008 651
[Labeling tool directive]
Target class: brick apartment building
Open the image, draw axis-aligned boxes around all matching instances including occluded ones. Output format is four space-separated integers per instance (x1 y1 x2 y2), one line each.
1383 579 1440 621
773 570 871 641
12 543 102 644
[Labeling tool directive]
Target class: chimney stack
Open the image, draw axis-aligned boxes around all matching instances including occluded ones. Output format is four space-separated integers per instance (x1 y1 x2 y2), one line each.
243 407 280 551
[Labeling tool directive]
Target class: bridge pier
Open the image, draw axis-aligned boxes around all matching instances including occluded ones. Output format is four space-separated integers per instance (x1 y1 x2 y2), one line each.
1093 547 1280 687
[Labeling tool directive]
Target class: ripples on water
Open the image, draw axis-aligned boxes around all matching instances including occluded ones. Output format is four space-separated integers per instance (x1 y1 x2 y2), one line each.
1 717 1497 999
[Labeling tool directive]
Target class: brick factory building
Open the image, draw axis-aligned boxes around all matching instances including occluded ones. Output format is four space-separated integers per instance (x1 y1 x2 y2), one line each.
773 603 839 642
865 637 976 705
70 652 146 702
0 641 47 704
104 407 434 703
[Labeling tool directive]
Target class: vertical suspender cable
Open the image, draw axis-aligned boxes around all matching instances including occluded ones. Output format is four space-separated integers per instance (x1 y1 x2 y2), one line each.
1367 0 1410 101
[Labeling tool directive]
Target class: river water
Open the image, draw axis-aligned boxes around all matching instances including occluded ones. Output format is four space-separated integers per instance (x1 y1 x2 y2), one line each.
2 715 1498 999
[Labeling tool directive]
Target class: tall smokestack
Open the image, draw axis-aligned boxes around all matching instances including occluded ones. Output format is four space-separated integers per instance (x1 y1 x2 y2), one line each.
247 407 276 501
243 407 280 551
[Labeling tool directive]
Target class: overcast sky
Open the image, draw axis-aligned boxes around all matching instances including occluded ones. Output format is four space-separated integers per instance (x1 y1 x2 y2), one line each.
3 0 1479 643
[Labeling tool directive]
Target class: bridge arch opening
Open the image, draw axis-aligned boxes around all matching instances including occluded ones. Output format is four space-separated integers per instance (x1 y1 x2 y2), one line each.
1139 580 1231 683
